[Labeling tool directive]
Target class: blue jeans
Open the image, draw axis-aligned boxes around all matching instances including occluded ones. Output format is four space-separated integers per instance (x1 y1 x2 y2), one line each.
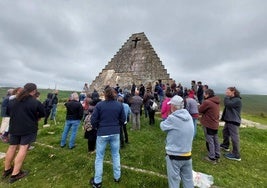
165 155 193 188
60 120 80 148
50 104 57 120
94 134 121 184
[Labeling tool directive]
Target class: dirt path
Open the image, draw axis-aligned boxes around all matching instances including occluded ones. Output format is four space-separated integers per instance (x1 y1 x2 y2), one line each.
219 119 267 130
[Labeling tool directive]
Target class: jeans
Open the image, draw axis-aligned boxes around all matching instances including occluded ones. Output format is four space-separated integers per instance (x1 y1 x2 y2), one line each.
50 104 57 120
165 155 194 188
94 134 121 184
60 120 81 148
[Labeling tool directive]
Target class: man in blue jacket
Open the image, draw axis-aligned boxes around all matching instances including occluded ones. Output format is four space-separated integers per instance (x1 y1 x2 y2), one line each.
90 86 125 188
160 95 194 188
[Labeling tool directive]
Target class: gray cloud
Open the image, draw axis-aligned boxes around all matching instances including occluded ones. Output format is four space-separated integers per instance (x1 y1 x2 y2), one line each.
0 0 266 94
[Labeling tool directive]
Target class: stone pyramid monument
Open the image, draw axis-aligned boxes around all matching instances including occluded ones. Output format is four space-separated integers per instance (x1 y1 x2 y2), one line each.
89 32 173 92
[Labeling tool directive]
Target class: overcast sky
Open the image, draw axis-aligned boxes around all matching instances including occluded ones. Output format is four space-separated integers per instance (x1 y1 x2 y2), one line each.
0 1 266 94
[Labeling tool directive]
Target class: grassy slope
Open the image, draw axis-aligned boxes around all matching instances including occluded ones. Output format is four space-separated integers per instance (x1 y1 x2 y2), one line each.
0 88 266 187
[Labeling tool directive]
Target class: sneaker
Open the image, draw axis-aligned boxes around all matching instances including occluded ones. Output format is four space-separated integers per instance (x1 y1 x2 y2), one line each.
90 177 102 188
220 144 230 152
204 156 217 164
9 170 28 183
114 178 120 183
88 150 96 155
28 146 35 150
2 167 13 179
224 153 241 161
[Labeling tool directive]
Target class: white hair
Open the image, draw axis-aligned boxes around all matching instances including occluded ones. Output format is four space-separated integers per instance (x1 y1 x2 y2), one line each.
71 92 79 101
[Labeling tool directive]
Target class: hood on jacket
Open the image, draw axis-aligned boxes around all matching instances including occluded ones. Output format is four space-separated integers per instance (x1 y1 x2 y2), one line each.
207 96 220 105
172 109 192 121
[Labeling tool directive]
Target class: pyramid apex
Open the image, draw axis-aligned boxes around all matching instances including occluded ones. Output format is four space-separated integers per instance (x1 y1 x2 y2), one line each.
89 33 173 92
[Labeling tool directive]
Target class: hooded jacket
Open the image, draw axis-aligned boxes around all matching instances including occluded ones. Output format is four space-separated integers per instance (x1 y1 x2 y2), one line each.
198 96 220 130
221 96 242 125
160 109 194 156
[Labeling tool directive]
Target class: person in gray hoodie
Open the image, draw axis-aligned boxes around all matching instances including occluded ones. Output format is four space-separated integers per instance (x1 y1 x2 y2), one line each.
160 95 194 188
220 87 242 161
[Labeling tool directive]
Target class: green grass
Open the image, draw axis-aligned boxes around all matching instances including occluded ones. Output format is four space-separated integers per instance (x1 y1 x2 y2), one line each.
0 102 267 187
0 89 266 187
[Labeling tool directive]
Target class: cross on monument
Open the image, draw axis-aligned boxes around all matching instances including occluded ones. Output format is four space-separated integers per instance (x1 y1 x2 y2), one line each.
132 37 141 48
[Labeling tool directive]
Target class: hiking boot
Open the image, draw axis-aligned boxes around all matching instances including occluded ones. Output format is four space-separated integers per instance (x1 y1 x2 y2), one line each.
224 153 241 161
90 177 102 188
2 167 13 179
220 144 230 152
9 170 28 183
204 156 217 164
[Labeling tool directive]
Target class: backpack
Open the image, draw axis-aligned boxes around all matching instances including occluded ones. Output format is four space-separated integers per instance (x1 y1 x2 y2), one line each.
83 113 93 132
150 99 158 111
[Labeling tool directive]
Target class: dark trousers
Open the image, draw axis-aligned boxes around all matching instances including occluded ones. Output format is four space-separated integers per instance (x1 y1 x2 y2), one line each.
120 123 128 147
84 129 97 152
222 122 240 158
44 109 52 124
87 139 96 152
148 110 155 125
203 127 220 159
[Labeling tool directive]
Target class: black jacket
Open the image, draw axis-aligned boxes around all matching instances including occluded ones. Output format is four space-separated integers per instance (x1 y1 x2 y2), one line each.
65 100 83 120
7 96 45 135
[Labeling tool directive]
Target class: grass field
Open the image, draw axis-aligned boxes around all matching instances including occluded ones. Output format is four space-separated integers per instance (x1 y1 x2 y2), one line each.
0 88 266 187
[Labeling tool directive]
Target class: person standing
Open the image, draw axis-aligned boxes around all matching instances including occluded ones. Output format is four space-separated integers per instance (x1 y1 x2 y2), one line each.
197 81 204 104
161 91 172 121
84 97 102 154
90 86 126 187
43 93 53 125
199 89 220 164
60 92 83 149
50 90 58 121
185 93 199 138
117 96 131 147
130 90 143 130
160 95 194 188
0 89 13 136
220 87 242 161
3 83 45 183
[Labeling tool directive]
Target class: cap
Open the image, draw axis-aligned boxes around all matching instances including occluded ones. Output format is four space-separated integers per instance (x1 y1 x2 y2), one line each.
24 83 37 92
167 95 184 107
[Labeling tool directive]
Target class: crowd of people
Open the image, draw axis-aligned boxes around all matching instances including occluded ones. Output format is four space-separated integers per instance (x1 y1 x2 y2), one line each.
0 81 242 187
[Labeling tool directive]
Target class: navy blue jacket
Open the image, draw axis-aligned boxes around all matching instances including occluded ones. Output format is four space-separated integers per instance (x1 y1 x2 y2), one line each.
91 100 126 136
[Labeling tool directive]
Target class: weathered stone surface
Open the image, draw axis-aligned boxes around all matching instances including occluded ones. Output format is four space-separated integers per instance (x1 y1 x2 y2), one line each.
89 32 173 92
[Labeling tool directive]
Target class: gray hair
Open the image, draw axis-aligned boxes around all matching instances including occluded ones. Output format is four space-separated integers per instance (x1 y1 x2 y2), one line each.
71 92 79 101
